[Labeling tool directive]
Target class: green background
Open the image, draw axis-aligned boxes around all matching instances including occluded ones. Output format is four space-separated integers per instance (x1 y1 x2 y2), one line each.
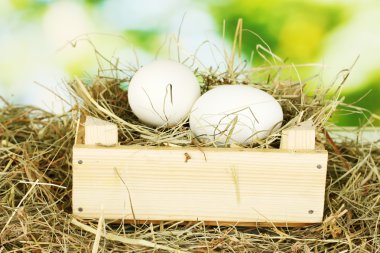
0 0 379 126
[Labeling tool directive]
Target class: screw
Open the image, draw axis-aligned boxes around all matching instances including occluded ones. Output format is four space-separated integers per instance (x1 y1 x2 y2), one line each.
308 210 314 214
78 160 83 164
316 164 322 169
78 207 83 212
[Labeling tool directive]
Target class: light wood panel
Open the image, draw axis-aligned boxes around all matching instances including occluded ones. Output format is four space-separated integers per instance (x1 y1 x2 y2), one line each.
72 145 328 225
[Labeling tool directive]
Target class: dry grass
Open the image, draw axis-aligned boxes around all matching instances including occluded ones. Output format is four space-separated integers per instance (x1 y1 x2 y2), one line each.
0 102 379 252
1 21 379 252
66 57 345 149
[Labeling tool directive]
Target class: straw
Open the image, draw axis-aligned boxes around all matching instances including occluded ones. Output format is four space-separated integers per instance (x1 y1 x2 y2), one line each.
1 23 379 252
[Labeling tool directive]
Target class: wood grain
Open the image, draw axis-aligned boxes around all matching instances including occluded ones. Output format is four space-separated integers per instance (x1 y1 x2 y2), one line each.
84 116 118 146
76 219 314 227
72 145 328 225
280 120 315 150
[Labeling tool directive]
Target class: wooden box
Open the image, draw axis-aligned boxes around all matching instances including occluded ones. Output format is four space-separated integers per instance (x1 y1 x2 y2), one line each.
72 116 328 226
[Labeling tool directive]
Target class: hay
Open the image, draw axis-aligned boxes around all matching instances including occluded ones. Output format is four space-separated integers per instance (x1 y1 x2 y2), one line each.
66 58 345 149
0 102 379 252
1 23 379 251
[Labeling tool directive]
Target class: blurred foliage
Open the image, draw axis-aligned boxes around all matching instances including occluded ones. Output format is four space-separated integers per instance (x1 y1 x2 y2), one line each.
9 0 104 11
85 0 105 5
1 0 379 125
337 78 380 126
210 0 351 63
123 30 162 52
9 0 44 9
9 0 49 19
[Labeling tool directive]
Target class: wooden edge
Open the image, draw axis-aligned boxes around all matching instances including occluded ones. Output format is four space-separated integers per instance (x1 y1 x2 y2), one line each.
73 143 328 155
72 217 316 228
74 117 327 153
75 113 86 145
74 113 80 145
73 117 326 152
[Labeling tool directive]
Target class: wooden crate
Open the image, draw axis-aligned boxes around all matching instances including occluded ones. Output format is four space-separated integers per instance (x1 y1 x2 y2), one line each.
72 116 328 226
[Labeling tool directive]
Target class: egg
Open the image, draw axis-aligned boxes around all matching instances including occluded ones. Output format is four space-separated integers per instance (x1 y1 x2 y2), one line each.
189 85 283 145
128 60 201 127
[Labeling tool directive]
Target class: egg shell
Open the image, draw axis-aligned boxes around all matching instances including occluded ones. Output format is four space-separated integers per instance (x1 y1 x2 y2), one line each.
128 60 200 127
189 85 283 145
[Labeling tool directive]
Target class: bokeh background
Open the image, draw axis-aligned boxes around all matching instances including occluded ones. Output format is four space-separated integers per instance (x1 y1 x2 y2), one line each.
0 0 379 126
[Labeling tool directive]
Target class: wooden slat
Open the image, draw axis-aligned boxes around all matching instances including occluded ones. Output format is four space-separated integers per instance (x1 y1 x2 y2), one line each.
72 145 328 225
83 219 313 227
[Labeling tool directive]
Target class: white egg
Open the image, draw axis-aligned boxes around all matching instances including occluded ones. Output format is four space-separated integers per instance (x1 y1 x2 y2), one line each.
128 60 200 127
189 85 283 145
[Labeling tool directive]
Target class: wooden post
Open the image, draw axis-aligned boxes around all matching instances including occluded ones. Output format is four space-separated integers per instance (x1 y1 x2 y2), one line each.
84 116 118 146
280 120 315 150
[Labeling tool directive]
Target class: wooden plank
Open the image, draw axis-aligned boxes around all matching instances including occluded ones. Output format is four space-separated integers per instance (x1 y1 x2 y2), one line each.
84 116 118 146
78 219 313 227
280 120 315 150
72 145 328 225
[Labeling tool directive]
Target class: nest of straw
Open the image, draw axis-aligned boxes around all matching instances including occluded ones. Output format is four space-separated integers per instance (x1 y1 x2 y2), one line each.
67 60 344 149
1 99 379 252
1 25 379 251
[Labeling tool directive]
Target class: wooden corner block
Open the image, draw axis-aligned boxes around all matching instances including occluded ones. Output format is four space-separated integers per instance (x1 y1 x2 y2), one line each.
280 120 315 150
84 116 118 146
